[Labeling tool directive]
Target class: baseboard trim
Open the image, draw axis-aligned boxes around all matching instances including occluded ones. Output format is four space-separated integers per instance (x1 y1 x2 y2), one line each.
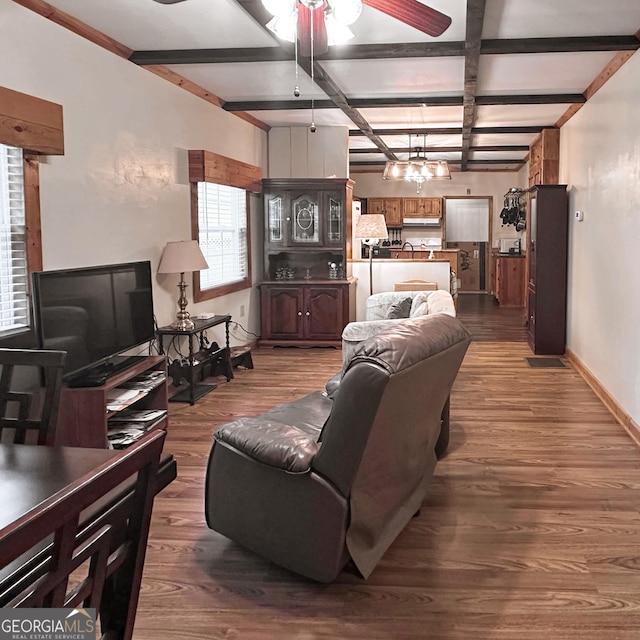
565 348 640 449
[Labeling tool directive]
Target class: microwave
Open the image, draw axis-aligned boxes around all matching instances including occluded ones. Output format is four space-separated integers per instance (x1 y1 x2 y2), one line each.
499 239 521 254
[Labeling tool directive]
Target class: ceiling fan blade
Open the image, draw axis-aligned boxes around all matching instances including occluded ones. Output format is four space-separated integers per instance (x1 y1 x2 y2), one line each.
153 0 189 4
297 3 328 57
362 0 451 37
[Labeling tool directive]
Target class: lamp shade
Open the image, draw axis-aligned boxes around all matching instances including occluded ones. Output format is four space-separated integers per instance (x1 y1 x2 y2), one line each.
355 214 388 241
157 240 209 274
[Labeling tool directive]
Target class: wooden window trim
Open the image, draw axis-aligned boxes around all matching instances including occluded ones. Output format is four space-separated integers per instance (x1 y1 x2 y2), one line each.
0 85 62 346
188 150 261 302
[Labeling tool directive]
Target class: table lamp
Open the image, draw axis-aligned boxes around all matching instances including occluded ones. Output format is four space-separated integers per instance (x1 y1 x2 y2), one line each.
355 214 388 295
158 240 209 330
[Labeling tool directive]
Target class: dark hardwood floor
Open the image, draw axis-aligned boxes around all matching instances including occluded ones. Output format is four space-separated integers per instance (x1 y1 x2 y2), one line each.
133 300 640 639
456 292 528 341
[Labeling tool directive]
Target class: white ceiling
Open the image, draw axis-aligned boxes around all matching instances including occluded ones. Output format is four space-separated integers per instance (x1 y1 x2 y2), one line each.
33 0 640 173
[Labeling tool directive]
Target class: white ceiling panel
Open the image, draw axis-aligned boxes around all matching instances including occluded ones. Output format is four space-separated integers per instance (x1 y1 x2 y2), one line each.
358 105 464 128
475 103 572 127
45 0 277 50
483 0 640 39
380 133 463 149
347 0 467 44
350 154 387 163
247 109 354 128
471 133 539 147
470 151 529 161
166 62 329 102
478 51 620 95
319 58 465 98
349 137 383 150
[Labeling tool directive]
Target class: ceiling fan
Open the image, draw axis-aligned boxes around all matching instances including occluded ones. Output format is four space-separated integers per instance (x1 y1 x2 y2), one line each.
152 0 452 56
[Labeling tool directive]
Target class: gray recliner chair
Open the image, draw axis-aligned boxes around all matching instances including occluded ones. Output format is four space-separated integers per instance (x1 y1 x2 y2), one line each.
205 314 471 582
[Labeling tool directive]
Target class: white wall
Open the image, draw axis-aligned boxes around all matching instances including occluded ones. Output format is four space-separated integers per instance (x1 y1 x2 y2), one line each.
0 1 267 348
351 170 527 247
559 50 640 427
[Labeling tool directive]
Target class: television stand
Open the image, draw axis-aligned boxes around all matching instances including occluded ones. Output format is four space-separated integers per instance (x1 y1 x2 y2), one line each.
67 355 147 388
57 355 169 448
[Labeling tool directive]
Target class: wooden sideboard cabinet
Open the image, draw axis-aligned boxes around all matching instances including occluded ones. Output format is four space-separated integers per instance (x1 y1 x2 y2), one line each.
492 253 526 307
261 178 355 346
526 184 569 354
260 281 355 346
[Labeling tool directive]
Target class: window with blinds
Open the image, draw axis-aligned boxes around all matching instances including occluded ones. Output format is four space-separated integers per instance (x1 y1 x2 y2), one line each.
197 182 248 291
0 144 29 334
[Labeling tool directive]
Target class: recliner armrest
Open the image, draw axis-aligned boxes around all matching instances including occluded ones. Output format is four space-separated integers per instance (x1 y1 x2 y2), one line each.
215 418 320 473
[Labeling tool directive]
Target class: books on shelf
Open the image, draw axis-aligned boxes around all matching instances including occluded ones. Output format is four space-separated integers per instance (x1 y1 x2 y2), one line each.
107 425 152 449
107 409 167 450
108 408 167 424
118 370 166 391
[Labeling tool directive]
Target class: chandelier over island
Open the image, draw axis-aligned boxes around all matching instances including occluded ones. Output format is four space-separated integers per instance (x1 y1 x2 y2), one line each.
383 134 451 193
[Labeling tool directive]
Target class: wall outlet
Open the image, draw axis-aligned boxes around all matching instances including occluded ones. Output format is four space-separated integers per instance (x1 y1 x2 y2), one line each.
575 210 584 221
240 304 245 317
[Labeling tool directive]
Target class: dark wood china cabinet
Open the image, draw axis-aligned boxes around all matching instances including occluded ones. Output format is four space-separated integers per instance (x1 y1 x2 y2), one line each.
260 178 355 346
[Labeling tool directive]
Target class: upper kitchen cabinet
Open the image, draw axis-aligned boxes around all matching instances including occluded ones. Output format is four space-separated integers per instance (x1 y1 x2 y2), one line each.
368 198 403 228
528 129 560 187
403 197 442 219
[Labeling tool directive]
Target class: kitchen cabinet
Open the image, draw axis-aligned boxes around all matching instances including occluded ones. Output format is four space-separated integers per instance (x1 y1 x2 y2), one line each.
492 253 526 307
526 185 568 354
368 197 402 228
260 282 354 346
528 128 560 187
261 178 355 346
403 197 442 218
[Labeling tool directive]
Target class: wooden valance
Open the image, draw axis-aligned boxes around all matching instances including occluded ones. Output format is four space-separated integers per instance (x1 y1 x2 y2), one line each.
188 150 262 193
0 85 64 155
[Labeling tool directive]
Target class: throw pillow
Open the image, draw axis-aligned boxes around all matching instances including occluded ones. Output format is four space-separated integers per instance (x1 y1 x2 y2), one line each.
385 297 412 319
410 292 431 318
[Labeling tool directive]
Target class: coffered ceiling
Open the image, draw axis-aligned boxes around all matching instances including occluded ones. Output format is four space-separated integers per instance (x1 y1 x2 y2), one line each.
18 0 640 173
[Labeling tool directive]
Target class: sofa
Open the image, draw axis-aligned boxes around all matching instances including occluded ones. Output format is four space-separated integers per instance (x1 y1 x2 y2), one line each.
205 313 471 582
326 289 458 456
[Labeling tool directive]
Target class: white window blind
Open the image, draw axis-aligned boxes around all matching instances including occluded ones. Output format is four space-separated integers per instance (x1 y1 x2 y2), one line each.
0 144 29 333
197 182 248 290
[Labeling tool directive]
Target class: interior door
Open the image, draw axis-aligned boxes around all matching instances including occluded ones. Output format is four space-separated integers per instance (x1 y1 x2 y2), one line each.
444 197 491 292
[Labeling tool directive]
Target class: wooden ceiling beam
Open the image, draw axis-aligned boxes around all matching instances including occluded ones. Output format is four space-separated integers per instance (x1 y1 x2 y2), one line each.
460 0 486 172
223 93 585 112
349 145 530 154
349 126 544 136
128 35 640 65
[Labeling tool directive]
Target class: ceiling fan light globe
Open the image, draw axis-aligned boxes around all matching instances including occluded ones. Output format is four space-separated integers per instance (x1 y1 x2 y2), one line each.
325 15 355 44
330 0 362 25
262 0 295 18
265 15 296 42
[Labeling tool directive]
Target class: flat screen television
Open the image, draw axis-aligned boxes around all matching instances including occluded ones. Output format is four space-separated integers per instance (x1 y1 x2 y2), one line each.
32 261 156 381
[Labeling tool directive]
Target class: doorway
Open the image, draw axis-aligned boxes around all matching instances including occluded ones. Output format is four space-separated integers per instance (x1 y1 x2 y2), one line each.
444 197 492 293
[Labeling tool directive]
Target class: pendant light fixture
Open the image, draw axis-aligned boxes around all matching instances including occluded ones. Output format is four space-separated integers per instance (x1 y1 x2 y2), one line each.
383 133 451 193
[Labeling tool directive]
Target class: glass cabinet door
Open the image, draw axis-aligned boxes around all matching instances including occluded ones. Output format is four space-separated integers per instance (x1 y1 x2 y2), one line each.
267 195 284 244
291 195 320 244
326 196 343 244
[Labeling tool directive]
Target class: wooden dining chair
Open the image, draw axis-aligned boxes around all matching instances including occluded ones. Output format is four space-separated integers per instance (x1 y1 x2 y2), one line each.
0 347 66 445
0 429 166 640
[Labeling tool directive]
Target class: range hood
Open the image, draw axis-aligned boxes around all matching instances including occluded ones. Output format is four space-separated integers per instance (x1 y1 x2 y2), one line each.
402 217 441 226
